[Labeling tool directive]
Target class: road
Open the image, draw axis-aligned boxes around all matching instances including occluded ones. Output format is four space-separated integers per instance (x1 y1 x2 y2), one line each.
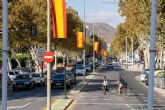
0 75 85 110
70 65 165 110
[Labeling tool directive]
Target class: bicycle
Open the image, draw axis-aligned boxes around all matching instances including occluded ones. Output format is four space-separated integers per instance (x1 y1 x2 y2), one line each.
121 82 130 97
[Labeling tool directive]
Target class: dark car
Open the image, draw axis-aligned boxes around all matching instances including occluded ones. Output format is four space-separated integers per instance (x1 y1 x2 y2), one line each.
51 73 71 89
66 70 74 84
12 74 35 91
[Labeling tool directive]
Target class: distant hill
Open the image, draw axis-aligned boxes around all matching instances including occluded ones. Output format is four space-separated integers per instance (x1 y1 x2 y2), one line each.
85 22 116 44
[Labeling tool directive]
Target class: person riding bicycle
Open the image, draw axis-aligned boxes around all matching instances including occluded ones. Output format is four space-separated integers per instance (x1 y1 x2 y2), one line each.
115 78 125 94
102 77 109 95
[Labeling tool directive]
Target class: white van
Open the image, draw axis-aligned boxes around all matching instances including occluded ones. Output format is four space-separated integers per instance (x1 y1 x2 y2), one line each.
8 71 19 81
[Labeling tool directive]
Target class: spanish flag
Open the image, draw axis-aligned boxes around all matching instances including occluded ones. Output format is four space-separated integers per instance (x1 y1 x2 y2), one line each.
77 32 84 48
94 42 99 52
52 0 67 38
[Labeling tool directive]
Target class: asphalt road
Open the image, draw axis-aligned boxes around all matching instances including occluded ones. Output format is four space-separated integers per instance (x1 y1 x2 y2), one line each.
0 75 86 110
71 65 165 110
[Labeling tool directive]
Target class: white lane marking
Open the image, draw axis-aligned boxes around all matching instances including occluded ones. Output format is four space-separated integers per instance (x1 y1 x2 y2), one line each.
117 99 124 101
91 99 98 100
144 99 164 102
125 104 135 110
103 99 112 100
8 102 32 109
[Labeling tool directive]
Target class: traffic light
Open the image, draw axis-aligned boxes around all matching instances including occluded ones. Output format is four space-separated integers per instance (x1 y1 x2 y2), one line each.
31 25 37 36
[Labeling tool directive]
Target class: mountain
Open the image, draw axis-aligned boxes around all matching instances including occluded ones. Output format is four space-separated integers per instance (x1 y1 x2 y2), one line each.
85 22 116 44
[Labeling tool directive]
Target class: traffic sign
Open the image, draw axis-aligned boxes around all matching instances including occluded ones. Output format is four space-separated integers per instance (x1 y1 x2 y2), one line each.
43 51 54 63
37 48 46 62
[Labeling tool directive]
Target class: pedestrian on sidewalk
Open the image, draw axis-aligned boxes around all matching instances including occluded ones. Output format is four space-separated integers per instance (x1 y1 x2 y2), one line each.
102 77 109 95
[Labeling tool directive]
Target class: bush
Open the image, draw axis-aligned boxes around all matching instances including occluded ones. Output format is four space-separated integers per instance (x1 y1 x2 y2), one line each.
11 54 30 68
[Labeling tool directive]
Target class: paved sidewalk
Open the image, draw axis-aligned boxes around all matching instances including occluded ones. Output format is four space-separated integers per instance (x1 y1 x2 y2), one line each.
43 74 95 110
135 75 165 98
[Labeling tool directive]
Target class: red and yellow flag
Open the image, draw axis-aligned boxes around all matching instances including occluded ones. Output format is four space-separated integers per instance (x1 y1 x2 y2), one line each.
52 0 67 38
101 49 107 56
77 32 84 48
94 42 99 52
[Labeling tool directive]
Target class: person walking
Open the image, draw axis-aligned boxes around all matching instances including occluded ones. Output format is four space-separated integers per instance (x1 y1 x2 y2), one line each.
102 77 109 95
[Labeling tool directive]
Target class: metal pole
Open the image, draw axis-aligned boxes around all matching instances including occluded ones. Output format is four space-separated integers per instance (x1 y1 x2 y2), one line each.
83 0 86 82
132 37 134 70
126 36 128 70
148 0 157 110
47 0 51 110
2 0 8 110
64 54 68 99
93 23 95 73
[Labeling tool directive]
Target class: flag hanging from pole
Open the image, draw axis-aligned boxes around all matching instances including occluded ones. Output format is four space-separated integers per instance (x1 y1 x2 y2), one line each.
52 0 67 38
77 32 84 48
94 42 99 52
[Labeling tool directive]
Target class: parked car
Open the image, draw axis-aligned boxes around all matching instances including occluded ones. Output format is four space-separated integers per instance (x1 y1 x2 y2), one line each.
8 70 19 82
85 65 92 72
31 72 45 86
51 73 71 88
144 69 163 86
75 66 86 76
140 69 149 82
12 74 35 91
66 70 74 84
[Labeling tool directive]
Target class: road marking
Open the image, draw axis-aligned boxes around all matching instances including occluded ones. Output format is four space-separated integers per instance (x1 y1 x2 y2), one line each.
103 99 112 100
91 99 98 100
125 104 135 110
8 102 32 109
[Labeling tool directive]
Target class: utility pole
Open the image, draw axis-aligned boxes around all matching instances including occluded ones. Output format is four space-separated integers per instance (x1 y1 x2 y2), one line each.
93 23 95 73
148 0 157 110
83 0 86 82
2 0 8 110
131 37 134 70
125 36 128 70
47 0 51 110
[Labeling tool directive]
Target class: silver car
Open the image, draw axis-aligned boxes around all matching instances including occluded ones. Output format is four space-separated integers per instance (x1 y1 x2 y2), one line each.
75 66 86 76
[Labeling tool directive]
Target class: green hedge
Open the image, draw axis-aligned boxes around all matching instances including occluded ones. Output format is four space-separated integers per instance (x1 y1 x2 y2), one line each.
11 54 30 68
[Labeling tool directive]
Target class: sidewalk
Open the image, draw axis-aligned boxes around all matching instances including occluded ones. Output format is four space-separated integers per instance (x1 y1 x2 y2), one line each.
135 75 165 98
43 74 95 110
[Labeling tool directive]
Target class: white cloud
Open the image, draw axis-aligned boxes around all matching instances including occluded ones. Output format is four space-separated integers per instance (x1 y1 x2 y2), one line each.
86 11 125 28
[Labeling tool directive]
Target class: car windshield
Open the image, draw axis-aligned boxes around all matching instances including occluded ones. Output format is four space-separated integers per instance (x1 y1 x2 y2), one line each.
31 74 40 77
15 72 19 75
76 66 84 69
9 72 14 75
56 68 64 73
16 75 30 79
54 74 64 79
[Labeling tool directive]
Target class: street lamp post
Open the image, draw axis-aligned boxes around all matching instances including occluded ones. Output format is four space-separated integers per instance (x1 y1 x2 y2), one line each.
131 37 134 70
47 0 51 110
148 0 157 110
83 0 86 82
125 36 128 70
2 0 8 110
93 23 95 73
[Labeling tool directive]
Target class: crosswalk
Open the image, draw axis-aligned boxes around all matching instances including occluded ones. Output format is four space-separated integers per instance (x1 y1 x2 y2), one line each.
72 92 165 110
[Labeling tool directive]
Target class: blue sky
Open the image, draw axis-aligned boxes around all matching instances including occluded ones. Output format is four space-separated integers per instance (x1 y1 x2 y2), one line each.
67 0 125 28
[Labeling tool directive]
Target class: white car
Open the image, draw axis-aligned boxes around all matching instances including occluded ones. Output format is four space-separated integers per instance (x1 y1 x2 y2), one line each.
8 71 19 81
31 72 45 86
140 69 149 82
85 65 92 72
75 66 86 76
